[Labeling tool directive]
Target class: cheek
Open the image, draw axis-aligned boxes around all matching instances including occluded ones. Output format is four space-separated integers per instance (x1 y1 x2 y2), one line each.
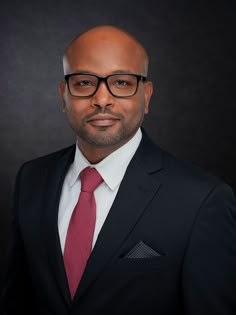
125 96 146 117
122 102 145 125
65 101 86 126
65 97 88 116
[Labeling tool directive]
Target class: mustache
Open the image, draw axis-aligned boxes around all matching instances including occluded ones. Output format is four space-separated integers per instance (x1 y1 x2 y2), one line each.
84 108 124 121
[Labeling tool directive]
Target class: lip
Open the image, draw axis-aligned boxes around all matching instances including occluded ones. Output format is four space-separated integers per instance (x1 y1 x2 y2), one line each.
87 114 120 127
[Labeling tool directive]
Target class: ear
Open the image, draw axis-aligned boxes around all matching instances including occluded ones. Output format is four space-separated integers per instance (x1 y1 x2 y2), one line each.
143 81 153 114
59 80 67 112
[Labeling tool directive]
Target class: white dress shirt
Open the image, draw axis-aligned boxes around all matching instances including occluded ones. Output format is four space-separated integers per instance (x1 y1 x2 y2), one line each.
58 128 142 253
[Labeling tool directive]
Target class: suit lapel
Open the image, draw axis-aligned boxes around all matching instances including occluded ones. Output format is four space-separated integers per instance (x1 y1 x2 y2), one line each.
42 146 75 305
74 132 163 301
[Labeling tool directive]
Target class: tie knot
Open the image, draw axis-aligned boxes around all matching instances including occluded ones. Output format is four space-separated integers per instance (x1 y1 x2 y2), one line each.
80 167 103 192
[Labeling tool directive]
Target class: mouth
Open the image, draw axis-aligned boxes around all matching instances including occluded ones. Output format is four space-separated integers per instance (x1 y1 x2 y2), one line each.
86 115 120 127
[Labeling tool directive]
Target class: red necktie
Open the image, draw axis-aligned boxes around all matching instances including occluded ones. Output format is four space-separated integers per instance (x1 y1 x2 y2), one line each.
63 167 103 299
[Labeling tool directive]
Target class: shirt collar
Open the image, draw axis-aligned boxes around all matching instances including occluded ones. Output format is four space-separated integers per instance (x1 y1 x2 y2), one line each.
68 128 142 190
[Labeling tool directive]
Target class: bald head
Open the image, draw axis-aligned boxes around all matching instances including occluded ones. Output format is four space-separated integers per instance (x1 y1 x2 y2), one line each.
62 25 149 77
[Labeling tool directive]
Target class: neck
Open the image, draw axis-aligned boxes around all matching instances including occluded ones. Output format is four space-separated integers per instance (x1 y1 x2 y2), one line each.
77 142 126 164
76 129 140 164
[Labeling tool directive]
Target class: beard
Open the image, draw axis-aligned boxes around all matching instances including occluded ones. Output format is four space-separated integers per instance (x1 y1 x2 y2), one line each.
76 122 129 147
68 106 145 148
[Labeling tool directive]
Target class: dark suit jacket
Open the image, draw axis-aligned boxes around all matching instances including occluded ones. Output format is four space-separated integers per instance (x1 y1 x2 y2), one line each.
1 131 236 314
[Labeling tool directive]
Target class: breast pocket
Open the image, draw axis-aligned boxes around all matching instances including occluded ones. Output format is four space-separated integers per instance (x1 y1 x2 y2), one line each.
112 256 164 273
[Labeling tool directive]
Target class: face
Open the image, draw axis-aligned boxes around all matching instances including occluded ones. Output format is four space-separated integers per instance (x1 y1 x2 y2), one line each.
59 29 153 157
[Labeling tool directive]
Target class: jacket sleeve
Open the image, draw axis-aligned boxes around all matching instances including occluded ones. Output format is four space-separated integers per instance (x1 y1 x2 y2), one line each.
182 182 236 314
0 165 36 315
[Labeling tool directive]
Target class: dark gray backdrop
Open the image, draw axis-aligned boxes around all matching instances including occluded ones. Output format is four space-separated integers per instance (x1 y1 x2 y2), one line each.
0 0 235 284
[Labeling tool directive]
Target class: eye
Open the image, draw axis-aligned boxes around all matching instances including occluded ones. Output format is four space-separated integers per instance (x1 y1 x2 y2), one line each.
75 80 94 87
116 80 128 86
109 74 136 89
69 75 97 89
114 79 133 88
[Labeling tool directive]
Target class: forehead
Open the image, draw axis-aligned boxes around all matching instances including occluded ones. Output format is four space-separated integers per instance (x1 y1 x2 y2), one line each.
63 30 147 76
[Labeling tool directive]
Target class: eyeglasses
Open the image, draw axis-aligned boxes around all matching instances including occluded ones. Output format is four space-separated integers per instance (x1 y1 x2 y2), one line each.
64 73 147 98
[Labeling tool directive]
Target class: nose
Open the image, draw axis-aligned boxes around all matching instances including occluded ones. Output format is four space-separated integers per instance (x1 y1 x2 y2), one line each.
92 81 113 108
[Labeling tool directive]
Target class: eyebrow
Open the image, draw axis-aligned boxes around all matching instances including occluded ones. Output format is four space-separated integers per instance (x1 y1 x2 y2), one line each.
110 70 134 74
68 69 134 75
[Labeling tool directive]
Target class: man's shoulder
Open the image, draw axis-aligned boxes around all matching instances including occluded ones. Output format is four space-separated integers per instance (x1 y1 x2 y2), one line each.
140 130 226 190
162 148 222 187
146 138 235 208
20 144 76 171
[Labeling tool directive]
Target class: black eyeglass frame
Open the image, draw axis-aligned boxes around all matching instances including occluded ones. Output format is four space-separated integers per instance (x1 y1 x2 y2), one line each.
64 73 147 98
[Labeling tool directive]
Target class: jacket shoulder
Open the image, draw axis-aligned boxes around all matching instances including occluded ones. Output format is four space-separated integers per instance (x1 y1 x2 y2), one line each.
18 144 75 175
139 130 227 191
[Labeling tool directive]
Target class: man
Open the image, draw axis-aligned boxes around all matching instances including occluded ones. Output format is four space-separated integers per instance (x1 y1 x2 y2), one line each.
1 25 236 314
